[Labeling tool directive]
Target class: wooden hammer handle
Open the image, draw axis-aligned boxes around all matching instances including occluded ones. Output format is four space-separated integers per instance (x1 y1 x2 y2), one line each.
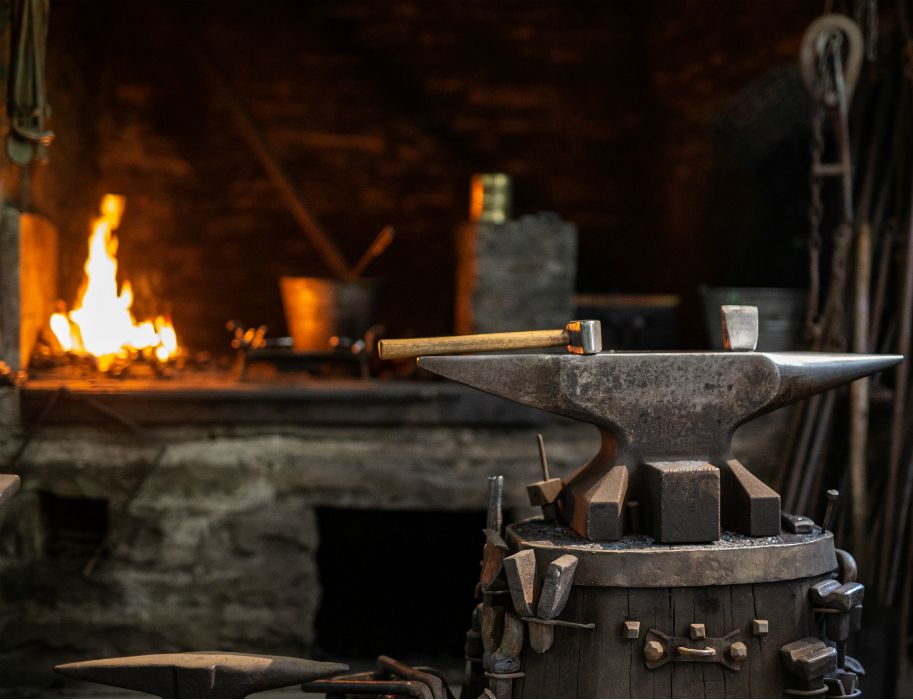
378 329 568 360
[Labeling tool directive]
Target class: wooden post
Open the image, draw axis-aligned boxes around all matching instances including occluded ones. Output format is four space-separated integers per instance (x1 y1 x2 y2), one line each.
0 205 21 371
19 212 57 367
0 205 22 428
0 208 58 372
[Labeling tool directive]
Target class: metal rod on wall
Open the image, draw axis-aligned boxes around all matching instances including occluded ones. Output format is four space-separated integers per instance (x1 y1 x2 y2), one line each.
183 34 354 281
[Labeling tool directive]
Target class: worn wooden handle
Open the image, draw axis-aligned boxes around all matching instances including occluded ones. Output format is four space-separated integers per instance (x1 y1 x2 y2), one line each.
378 329 568 360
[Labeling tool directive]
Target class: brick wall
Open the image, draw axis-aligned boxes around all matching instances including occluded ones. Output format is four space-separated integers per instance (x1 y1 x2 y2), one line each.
35 0 821 352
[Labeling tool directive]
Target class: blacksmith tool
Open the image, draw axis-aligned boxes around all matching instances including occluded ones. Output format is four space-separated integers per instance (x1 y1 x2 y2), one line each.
810 578 864 671
822 488 840 532
488 475 504 533
720 304 758 351
503 548 589 656
54 652 348 698
525 553 581 653
376 655 447 698
377 320 601 360
403 306 901 542
781 638 838 696
480 475 508 591
301 656 452 699
504 549 539 617
526 434 562 520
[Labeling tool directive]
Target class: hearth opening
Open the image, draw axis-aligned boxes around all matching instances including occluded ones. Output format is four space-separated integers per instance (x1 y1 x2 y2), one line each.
314 507 486 660
39 491 109 560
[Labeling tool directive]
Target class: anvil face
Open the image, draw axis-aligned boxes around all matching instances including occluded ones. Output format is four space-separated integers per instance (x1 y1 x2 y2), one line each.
420 351 901 542
419 352 900 462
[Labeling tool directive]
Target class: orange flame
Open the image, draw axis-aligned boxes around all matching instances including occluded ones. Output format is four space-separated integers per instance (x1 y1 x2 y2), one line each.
50 194 180 370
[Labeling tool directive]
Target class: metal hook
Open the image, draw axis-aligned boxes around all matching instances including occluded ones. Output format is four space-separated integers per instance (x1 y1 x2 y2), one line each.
799 14 864 106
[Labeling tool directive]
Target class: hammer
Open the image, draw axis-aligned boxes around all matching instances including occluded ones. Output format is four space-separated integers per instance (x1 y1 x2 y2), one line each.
377 320 602 360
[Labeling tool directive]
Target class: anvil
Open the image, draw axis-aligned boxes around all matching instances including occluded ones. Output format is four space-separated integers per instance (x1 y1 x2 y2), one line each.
420 350 901 542
55 652 348 698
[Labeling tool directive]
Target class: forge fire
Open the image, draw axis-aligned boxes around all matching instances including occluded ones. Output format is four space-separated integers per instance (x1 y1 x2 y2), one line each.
49 194 179 370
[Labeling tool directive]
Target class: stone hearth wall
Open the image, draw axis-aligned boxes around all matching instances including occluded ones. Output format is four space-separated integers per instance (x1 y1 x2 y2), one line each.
0 416 596 691
0 401 786 693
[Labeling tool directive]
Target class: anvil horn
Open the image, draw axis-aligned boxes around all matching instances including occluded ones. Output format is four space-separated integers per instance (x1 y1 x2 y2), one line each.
55 652 349 698
766 352 903 411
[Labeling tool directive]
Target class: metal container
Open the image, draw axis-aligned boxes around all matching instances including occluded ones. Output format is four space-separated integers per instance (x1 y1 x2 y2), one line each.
701 287 806 352
279 277 377 351
469 173 512 224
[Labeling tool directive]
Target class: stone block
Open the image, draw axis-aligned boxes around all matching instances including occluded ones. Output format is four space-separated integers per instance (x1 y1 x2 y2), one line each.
455 213 577 334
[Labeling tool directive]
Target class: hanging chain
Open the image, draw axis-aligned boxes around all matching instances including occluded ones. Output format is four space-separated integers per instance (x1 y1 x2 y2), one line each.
806 104 825 345
806 31 845 346
6 0 54 165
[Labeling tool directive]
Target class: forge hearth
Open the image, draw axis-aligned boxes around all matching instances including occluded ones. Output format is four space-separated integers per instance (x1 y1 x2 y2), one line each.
0 385 575 689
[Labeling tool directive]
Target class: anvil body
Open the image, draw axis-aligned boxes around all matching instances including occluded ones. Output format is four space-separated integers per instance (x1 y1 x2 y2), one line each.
420 351 900 541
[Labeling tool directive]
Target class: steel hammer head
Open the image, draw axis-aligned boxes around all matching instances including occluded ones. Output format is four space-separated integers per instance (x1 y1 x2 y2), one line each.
566 320 601 355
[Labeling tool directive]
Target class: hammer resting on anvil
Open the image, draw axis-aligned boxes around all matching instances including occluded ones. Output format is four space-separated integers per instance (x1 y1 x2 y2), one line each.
380 307 901 543
378 319 601 359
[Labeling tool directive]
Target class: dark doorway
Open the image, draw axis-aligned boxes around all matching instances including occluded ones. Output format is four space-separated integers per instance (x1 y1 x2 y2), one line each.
39 491 109 560
314 507 485 660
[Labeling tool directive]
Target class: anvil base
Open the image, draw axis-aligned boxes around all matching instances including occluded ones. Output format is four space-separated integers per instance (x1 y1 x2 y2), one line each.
497 519 855 698
562 457 780 543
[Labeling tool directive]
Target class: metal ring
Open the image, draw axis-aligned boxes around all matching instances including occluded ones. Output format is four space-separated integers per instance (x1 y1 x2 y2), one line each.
507 519 838 587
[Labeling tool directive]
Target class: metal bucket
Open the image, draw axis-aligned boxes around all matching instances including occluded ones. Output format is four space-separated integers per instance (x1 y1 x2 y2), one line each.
279 277 378 351
700 287 806 352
